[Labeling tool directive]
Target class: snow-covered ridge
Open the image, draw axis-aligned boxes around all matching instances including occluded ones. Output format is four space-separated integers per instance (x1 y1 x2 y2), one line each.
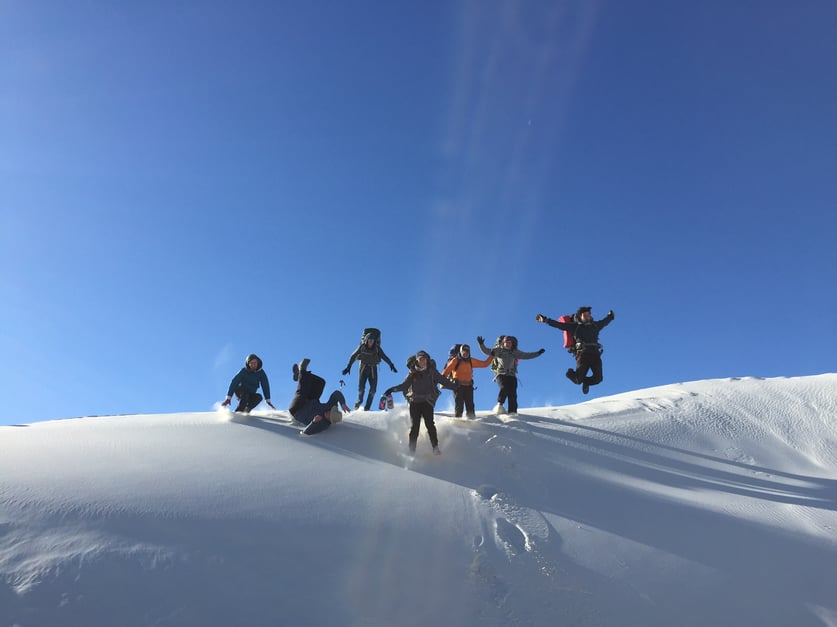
2 374 836 627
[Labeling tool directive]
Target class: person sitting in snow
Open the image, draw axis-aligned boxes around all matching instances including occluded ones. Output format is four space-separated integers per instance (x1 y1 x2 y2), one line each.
222 353 275 413
535 306 615 394
382 350 458 455
289 358 351 436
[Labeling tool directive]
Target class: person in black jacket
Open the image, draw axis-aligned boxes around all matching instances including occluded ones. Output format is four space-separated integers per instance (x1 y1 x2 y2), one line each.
382 351 457 455
289 359 351 436
536 307 615 394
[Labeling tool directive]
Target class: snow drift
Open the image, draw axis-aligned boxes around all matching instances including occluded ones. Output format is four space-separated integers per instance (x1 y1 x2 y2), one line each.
1 374 836 627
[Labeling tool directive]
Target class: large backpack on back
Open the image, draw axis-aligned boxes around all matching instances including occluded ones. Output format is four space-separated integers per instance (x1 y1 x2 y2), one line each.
560 314 603 355
489 335 518 375
558 315 576 353
445 343 464 376
359 327 383 364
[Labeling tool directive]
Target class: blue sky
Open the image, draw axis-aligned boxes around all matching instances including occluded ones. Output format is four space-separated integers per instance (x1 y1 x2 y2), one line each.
2 1 835 425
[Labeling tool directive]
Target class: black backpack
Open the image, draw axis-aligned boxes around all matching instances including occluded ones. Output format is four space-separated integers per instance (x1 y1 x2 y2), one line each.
445 344 464 373
359 327 383 364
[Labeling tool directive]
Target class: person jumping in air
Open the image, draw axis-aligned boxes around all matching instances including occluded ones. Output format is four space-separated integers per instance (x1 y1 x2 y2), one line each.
536 306 615 394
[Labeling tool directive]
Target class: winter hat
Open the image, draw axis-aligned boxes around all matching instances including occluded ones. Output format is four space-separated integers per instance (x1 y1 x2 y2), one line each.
415 350 430 360
329 405 343 424
576 306 592 315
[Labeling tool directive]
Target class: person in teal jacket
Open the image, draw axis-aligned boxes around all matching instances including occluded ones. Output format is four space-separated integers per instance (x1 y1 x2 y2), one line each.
221 354 275 413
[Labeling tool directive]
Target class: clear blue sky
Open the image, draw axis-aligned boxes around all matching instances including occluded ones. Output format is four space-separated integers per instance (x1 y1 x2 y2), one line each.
2 1 835 425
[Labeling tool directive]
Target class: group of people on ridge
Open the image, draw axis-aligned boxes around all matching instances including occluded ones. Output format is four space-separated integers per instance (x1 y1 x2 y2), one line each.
220 306 615 454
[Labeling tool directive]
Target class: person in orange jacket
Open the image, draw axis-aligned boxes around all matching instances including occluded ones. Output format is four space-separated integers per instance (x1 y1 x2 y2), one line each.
441 343 493 419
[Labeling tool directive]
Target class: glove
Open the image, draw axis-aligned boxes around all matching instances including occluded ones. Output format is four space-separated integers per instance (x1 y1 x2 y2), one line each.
342 367 350 375
536 313 545 322
477 336 485 345
221 397 231 407
608 310 615 319
390 365 397 373
538 348 545 355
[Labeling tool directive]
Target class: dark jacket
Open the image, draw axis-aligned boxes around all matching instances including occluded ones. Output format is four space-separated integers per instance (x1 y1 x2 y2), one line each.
385 367 456 405
545 312 614 353
344 340 396 372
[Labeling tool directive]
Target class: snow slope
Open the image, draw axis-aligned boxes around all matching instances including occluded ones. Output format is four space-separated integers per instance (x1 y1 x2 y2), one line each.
1 374 836 626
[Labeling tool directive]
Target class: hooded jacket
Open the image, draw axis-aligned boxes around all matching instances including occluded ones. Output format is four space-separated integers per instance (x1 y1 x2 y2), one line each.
227 354 271 400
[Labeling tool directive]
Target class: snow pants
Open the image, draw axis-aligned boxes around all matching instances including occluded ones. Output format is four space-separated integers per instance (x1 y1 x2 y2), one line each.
496 374 519 413
453 384 476 417
357 364 378 410
571 351 604 387
408 401 438 451
234 390 262 413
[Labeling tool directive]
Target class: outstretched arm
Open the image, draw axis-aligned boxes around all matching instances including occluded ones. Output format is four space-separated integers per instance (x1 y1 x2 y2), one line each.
536 313 570 331
596 310 615 330
342 347 360 375
383 375 411 397
515 347 546 360
476 336 492 356
379 347 397 372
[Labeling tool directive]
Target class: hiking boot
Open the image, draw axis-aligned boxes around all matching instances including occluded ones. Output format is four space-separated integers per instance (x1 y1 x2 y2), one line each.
433 446 441 456
582 381 590 394
565 369 578 384
292 363 300 381
354 402 362 410
466 412 476 420
493 403 505 415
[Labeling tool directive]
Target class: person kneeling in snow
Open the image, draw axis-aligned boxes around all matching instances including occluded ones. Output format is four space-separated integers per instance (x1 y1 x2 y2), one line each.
221 353 275 413
289 358 351 436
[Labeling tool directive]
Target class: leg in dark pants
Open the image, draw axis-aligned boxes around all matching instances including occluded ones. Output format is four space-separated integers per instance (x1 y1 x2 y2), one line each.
456 385 475 417
453 387 466 417
408 401 437 451
235 391 262 413
357 365 378 409
498 375 518 413
574 352 602 386
290 371 326 417
364 366 378 411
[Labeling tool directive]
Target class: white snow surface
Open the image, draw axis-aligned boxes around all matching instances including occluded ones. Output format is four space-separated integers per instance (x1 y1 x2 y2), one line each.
1 374 836 627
